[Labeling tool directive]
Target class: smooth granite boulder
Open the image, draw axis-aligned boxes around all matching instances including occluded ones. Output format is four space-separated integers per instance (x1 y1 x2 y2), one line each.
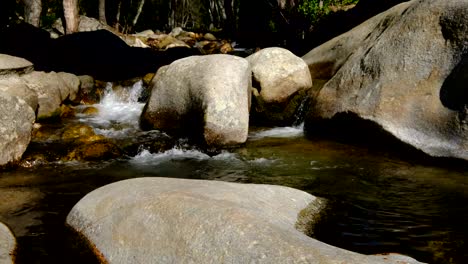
0 54 33 76
0 91 35 166
67 177 422 264
303 0 468 160
247 47 312 125
140 55 251 147
0 222 15 264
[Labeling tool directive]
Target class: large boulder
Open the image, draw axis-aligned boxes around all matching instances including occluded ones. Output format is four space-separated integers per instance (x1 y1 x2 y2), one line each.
0 24 199 81
303 0 468 160
0 54 33 76
57 72 81 102
247 47 312 125
140 55 251 147
0 222 15 264
67 178 421 264
52 30 199 81
0 91 35 166
0 23 54 72
21 72 68 120
0 74 38 112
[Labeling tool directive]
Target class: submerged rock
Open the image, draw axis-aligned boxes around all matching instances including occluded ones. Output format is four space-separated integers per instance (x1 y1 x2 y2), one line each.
247 47 312 125
303 0 468 160
65 140 121 161
67 177 422 264
0 91 35 167
61 124 96 141
0 222 15 264
81 106 99 116
140 54 251 148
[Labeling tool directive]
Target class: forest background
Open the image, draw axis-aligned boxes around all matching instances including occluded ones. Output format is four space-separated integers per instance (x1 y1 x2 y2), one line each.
0 0 405 54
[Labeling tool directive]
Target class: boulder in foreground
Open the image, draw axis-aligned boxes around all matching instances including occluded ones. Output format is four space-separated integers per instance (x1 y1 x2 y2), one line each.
0 222 15 264
67 177 422 264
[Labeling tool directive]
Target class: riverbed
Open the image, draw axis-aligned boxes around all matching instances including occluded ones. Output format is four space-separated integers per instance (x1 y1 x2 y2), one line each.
0 81 466 263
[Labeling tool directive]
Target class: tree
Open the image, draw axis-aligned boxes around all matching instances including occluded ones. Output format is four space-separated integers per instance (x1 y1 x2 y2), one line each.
63 0 79 34
22 0 42 27
99 0 107 24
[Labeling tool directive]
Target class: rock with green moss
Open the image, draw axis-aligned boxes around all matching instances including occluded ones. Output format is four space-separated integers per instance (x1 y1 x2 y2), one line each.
61 124 96 141
65 140 122 161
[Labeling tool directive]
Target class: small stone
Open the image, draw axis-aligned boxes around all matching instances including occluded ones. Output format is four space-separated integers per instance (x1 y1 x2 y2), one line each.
203 32 217 41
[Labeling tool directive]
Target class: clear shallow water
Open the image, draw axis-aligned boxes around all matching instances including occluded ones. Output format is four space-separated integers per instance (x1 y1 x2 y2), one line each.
1 83 467 263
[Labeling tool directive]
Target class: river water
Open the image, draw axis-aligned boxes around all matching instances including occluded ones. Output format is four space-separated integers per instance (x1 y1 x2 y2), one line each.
0 81 466 263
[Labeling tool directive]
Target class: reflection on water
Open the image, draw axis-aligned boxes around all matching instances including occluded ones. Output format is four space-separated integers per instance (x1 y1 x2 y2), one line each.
1 134 466 263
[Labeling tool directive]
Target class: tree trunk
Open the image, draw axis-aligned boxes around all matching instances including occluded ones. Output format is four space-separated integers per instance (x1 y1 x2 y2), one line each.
63 0 79 34
23 0 42 27
224 0 234 34
115 0 122 31
132 0 146 27
99 0 107 24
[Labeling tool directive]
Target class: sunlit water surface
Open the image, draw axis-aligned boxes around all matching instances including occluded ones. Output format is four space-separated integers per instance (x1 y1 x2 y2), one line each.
0 82 466 264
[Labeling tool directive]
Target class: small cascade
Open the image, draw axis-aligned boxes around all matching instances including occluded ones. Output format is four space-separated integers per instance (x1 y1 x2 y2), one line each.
292 93 310 127
78 80 146 137
248 125 304 140
248 95 309 140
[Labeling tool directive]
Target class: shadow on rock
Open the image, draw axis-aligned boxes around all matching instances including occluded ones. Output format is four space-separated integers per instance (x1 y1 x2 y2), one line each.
0 23 200 81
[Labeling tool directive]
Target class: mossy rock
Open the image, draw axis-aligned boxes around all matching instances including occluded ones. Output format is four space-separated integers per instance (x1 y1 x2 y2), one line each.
81 106 99 115
31 123 64 142
142 73 155 86
295 197 327 236
65 140 122 161
60 105 76 119
61 124 96 141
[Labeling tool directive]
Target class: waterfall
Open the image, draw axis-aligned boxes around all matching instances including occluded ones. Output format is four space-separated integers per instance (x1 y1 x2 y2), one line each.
78 80 146 138
292 94 310 127
248 94 308 140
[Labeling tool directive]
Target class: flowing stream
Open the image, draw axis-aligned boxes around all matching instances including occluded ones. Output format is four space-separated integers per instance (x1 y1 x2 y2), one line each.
0 81 467 263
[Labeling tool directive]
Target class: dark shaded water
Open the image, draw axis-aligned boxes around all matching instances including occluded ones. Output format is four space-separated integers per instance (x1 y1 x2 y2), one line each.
0 132 466 263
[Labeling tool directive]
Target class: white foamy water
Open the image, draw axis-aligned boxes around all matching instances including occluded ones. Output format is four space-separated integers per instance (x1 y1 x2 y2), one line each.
248 157 278 165
78 81 145 137
130 148 240 165
249 123 304 140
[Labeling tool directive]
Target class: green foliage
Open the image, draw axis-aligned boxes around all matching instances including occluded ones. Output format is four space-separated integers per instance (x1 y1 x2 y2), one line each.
41 0 63 28
298 0 359 25
298 0 330 24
